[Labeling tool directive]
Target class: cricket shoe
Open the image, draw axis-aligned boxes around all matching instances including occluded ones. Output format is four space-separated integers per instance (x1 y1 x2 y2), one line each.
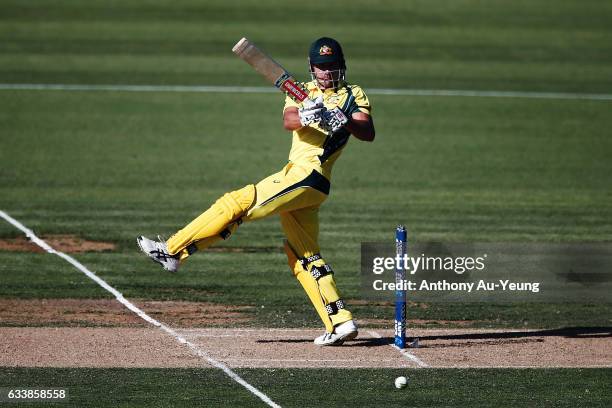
136 236 179 273
314 320 358 346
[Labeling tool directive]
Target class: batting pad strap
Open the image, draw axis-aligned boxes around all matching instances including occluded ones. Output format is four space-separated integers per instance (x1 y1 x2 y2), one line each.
299 253 322 268
310 264 333 280
325 299 345 315
186 243 198 255
219 218 243 240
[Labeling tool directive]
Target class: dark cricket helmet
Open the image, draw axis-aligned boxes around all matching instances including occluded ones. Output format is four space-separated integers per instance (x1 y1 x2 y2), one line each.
308 37 346 69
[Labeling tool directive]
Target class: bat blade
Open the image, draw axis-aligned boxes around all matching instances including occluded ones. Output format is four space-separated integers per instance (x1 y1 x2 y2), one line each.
232 37 308 102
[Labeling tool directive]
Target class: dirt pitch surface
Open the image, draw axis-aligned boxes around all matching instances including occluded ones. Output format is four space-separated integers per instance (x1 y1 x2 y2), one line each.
0 299 253 327
2 326 610 369
0 235 115 253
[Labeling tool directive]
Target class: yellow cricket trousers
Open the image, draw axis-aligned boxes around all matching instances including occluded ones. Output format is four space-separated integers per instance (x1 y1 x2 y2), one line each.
166 162 352 332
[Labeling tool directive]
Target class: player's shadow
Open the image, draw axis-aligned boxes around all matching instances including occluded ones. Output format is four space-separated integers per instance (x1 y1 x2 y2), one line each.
255 327 610 348
394 326 611 349
255 337 390 347
416 326 611 341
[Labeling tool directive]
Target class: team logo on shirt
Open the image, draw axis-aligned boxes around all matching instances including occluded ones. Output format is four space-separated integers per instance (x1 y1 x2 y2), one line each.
326 95 339 104
319 45 333 56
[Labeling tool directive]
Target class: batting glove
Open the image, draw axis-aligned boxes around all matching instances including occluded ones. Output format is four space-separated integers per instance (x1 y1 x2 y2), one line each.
320 107 348 134
298 95 326 127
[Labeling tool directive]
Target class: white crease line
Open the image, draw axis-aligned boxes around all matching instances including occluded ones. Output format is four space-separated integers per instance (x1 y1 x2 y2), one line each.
0 210 281 408
178 331 319 338
368 330 429 368
1 83 611 101
222 359 400 362
180 333 254 338
177 328 323 333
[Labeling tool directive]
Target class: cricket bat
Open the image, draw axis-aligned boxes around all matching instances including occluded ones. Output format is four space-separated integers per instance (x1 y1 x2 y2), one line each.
232 37 309 103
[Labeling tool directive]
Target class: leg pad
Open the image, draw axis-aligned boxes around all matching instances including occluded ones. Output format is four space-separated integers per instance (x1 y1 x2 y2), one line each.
325 299 346 315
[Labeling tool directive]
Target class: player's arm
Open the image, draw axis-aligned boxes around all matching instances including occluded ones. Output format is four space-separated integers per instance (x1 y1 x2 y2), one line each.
345 112 375 142
283 107 302 131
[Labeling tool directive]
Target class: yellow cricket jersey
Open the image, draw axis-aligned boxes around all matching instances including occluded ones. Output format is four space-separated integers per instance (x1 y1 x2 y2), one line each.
283 80 371 181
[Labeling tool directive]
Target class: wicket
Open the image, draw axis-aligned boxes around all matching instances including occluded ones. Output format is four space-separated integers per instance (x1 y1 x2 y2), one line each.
394 225 407 348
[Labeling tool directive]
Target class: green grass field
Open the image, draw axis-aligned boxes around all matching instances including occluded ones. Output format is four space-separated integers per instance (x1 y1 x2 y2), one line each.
1 368 610 407
1 0 611 406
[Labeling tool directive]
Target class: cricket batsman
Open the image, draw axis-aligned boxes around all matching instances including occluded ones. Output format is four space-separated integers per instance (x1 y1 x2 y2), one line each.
137 37 375 346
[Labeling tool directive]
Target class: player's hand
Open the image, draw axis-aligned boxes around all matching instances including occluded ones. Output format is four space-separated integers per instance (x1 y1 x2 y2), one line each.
320 107 348 134
298 96 326 127
302 95 324 110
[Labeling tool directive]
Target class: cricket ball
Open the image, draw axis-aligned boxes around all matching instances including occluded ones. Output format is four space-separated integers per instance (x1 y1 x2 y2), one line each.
394 376 408 389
